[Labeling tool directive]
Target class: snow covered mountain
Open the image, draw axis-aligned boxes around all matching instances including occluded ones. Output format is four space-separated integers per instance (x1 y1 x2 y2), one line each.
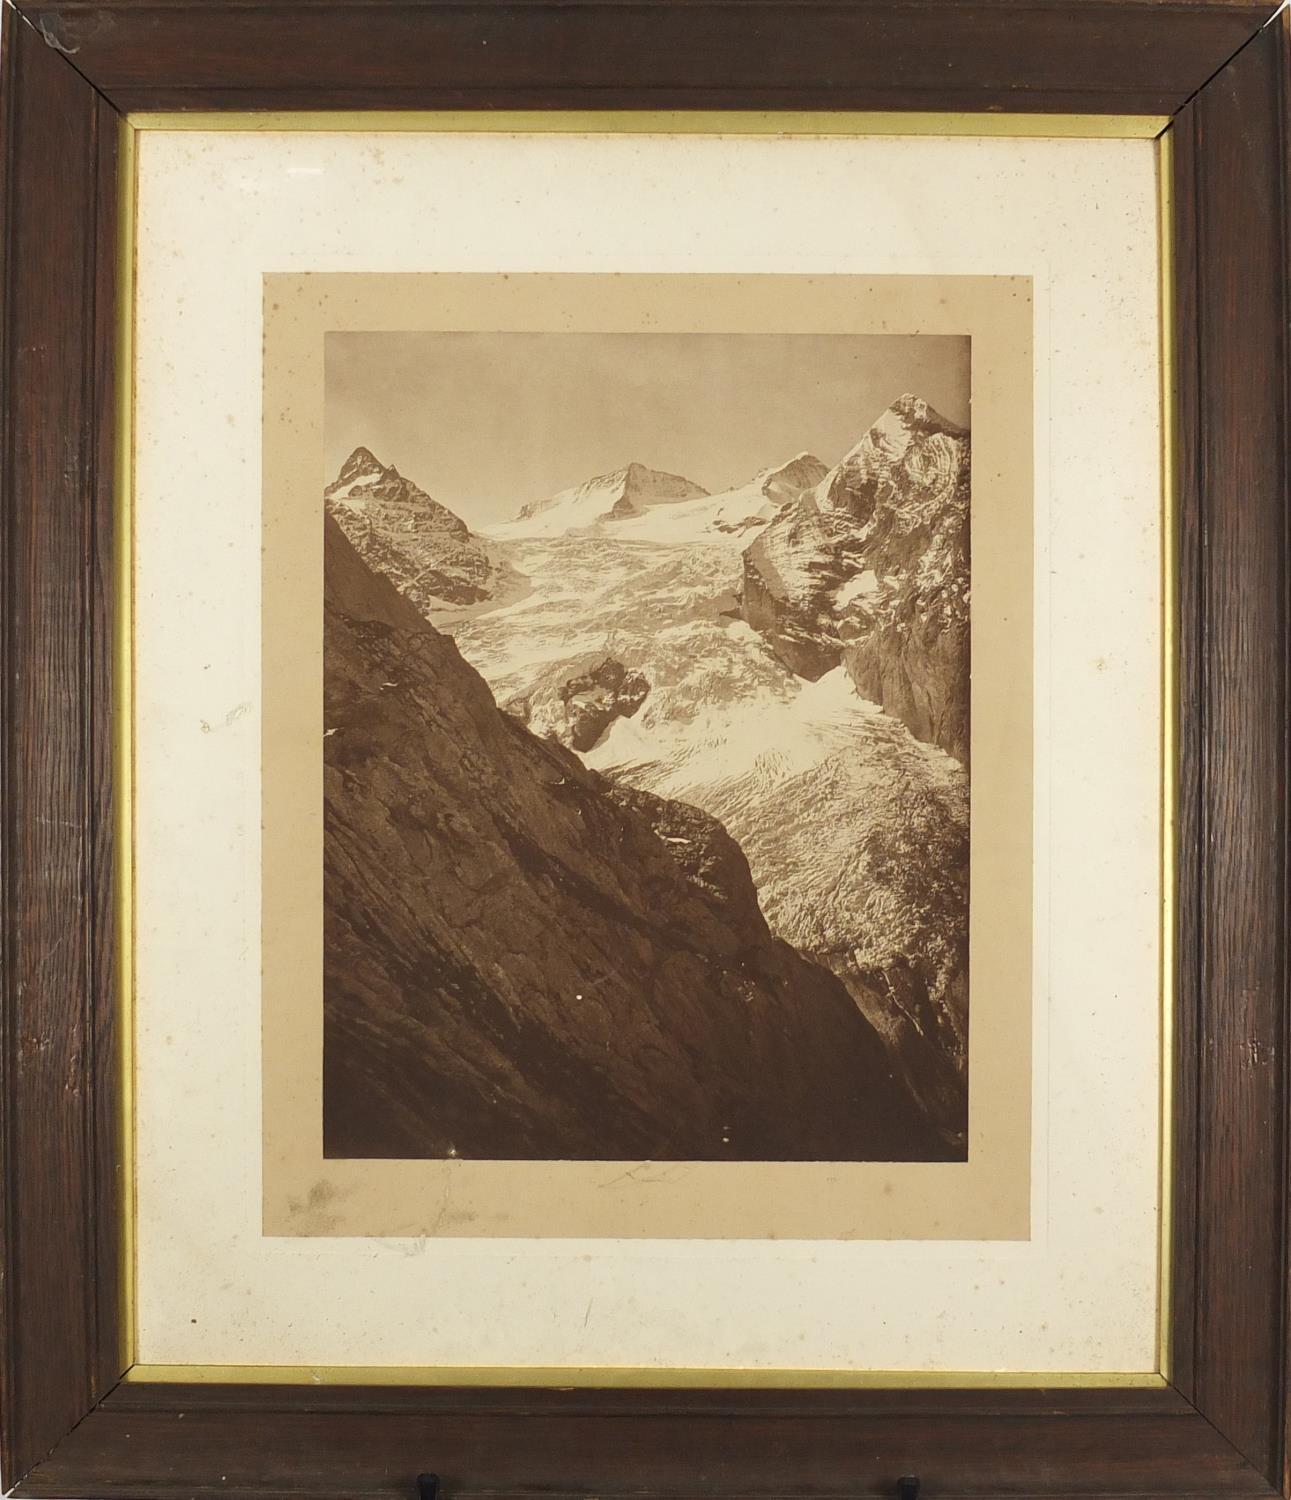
492 454 828 548
323 447 496 612
499 461 710 538
741 395 970 762
709 453 830 533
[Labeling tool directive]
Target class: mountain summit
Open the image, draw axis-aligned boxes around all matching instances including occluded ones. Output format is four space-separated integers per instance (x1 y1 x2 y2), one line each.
332 445 385 489
323 448 494 612
755 452 830 503
510 462 710 535
704 452 830 535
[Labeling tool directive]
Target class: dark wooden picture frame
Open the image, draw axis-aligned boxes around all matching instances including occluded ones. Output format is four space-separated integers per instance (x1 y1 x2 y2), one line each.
1 2 1287 1494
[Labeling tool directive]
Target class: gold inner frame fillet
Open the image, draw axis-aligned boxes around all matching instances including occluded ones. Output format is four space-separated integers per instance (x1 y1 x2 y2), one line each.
128 110 1170 138
116 109 1176 1388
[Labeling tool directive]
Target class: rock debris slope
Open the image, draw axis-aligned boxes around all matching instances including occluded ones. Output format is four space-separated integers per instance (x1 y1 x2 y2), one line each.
322 514 941 1162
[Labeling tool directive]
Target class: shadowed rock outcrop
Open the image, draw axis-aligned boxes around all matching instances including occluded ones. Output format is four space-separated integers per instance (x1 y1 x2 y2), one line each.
507 654 651 752
322 515 947 1162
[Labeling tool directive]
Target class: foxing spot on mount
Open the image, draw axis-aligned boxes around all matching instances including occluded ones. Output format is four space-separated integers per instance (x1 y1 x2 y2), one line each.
321 331 970 1163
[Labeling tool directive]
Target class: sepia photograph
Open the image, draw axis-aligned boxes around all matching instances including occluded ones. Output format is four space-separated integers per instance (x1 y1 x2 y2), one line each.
320 330 971 1164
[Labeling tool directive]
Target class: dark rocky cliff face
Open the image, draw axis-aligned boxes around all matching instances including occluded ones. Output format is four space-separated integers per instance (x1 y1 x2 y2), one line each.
322 516 945 1162
740 395 970 765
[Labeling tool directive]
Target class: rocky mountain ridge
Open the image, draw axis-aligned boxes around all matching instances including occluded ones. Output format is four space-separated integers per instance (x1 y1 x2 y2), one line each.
510 461 710 535
740 395 970 762
324 446 495 612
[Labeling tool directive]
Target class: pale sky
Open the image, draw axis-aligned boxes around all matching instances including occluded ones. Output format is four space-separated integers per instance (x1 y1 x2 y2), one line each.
326 332 970 528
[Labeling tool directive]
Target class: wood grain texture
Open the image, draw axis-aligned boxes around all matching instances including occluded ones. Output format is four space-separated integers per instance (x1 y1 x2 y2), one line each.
12 1381 1275 1500
7 0 1280 114
1280 28 1291 1500
1169 11 1290 1486
0 5 126 1485
1170 75 1202 1408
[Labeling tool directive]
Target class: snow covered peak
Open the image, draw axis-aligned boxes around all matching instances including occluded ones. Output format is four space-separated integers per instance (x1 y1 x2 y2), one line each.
771 451 826 474
754 453 829 504
326 447 395 504
890 392 937 424
507 463 710 536
810 395 969 531
322 451 494 610
850 395 966 464
334 446 386 488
